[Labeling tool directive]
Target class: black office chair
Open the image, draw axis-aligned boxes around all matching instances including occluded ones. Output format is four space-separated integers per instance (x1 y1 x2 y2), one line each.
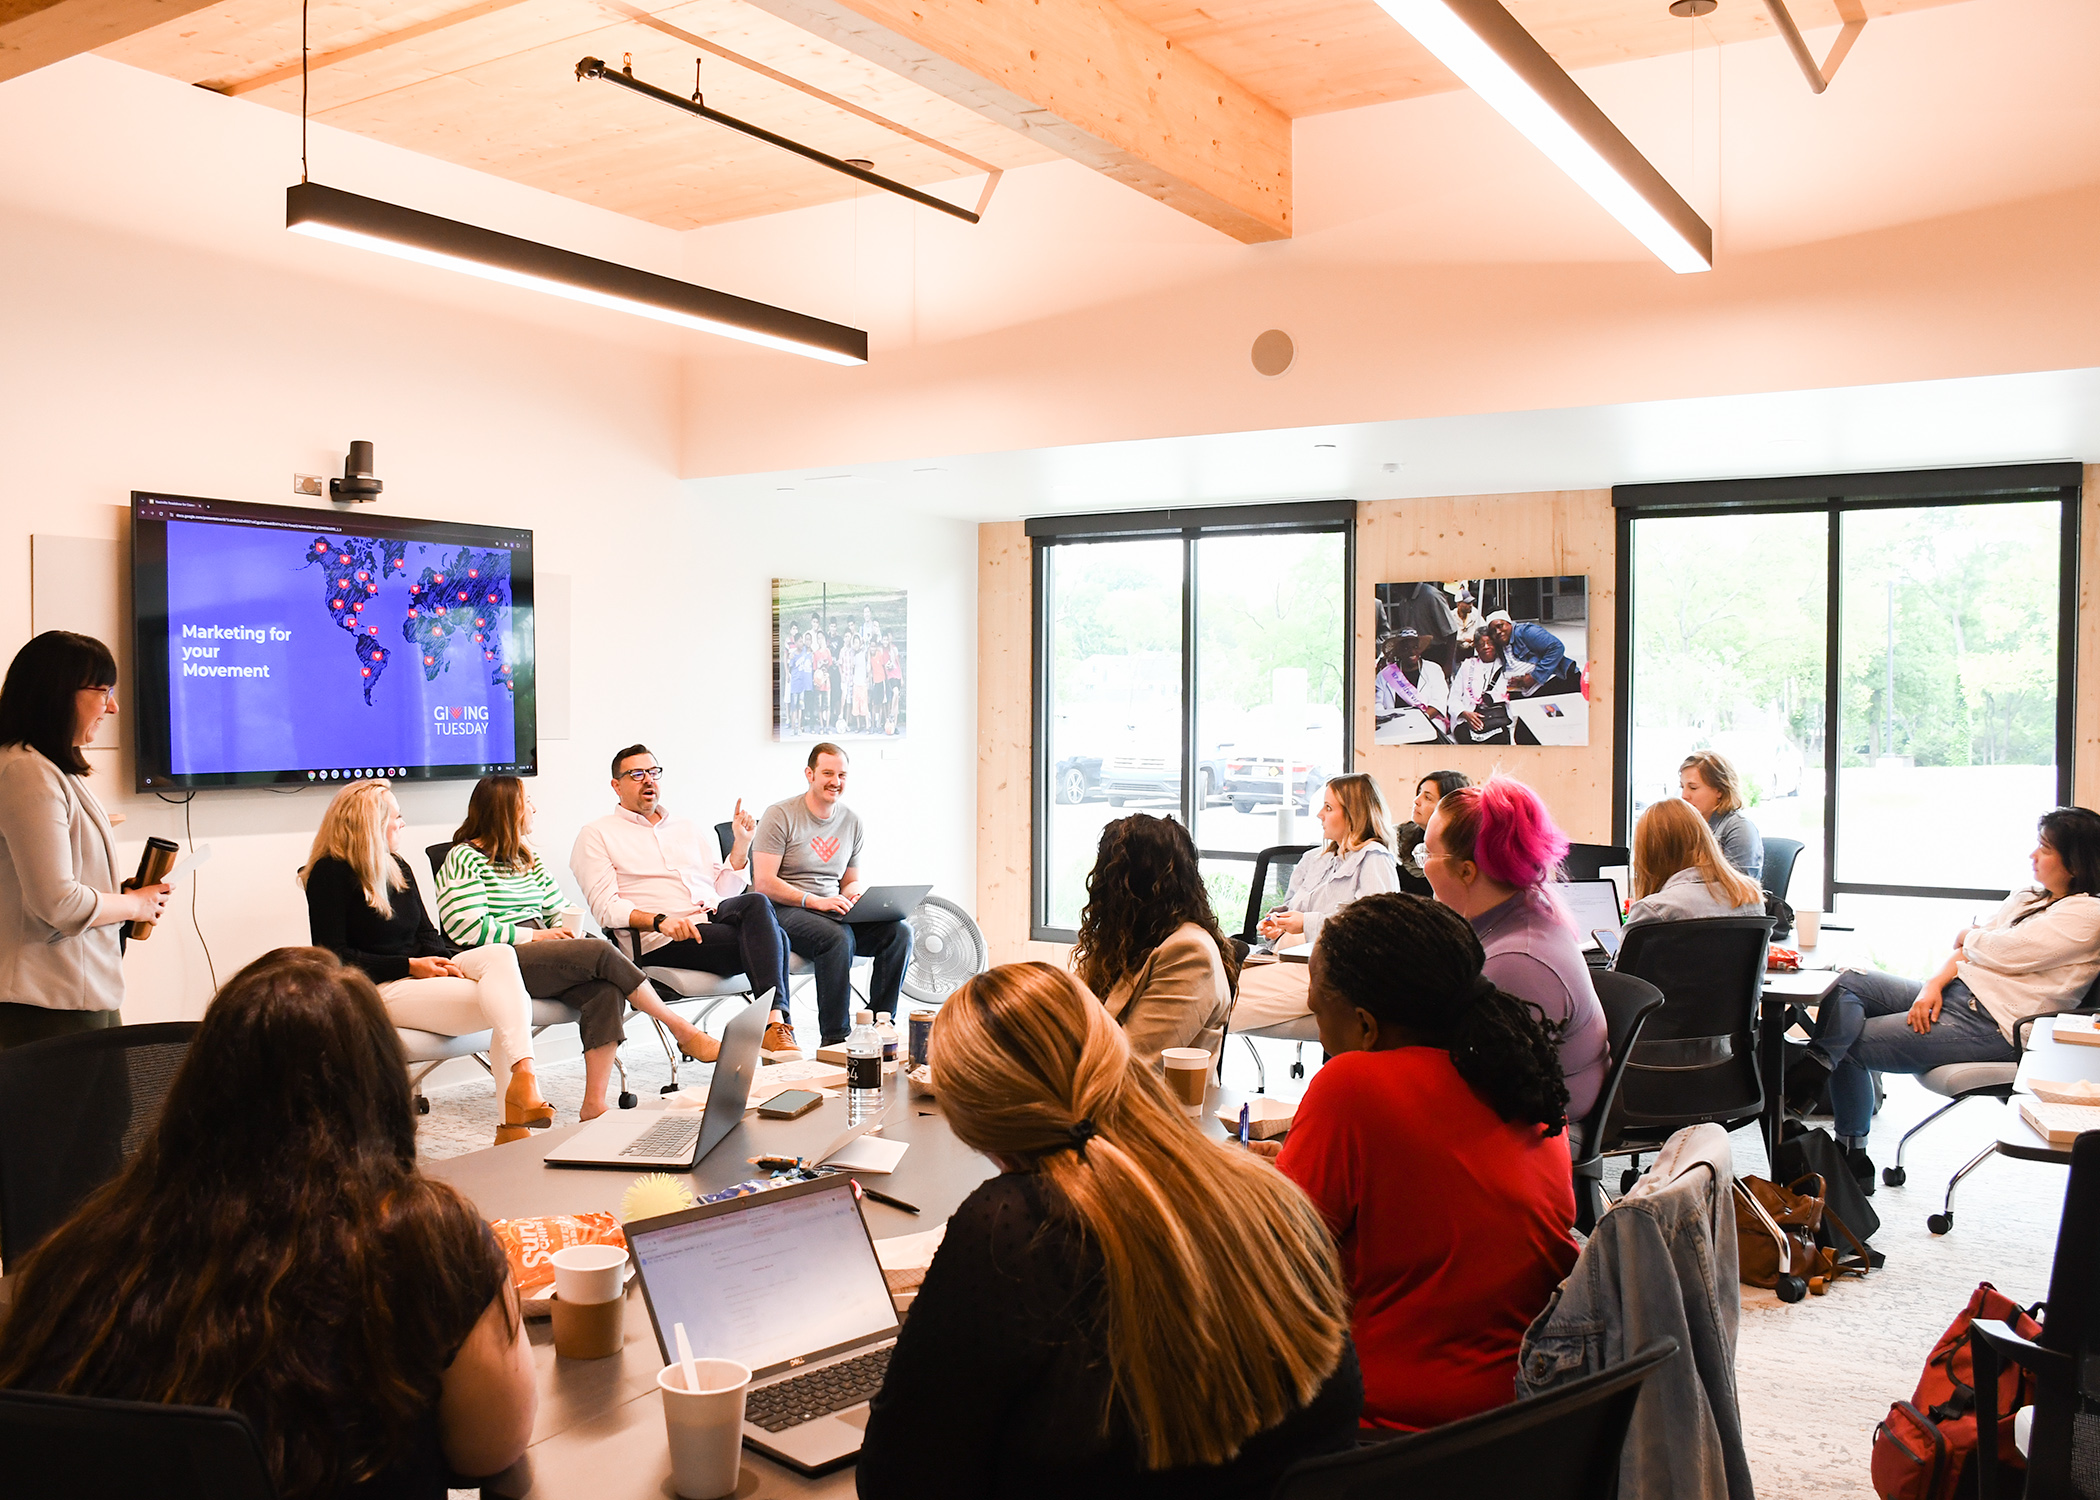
1605 914 1775 1191
1227 843 1318 1093
0 1388 277 1499
1572 971 1665 1234
0 1021 197 1263
1564 843 1630 882
1972 1130 2100 1500
1272 1338 1678 1500
1759 836 1805 905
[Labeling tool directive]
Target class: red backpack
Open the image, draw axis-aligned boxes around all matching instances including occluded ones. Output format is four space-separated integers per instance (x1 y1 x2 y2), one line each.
1872 1282 2043 1500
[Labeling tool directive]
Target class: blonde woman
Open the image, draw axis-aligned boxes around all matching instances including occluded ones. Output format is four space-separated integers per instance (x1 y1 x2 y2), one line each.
858 963 1360 1497
302 780 544 1146
1679 749 1763 882
1624 798 1767 929
1232 774 1401 1030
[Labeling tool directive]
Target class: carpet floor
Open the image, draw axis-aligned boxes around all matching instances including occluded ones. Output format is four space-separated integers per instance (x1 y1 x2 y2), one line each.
418 1015 2071 1499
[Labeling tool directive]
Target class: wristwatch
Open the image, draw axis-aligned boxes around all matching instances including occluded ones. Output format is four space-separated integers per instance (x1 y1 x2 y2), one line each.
650 912 666 933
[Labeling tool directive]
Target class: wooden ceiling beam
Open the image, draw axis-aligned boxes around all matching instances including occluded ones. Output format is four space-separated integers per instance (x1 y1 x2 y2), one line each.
1 0 222 82
735 0 1293 242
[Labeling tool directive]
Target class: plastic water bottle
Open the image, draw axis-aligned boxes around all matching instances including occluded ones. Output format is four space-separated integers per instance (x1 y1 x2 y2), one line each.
847 1009 883 1124
876 1012 900 1064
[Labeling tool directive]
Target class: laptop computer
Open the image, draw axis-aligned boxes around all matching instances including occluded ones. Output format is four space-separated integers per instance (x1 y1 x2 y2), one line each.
544 992 771 1170
1554 878 1625 963
628 1173 900 1473
816 883 932 924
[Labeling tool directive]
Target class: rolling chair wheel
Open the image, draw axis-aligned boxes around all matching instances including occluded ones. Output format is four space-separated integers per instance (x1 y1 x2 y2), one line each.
661 1083 680 1096
1776 1275 1808 1304
619 1091 638 1110
1928 1212 1953 1235
1619 1167 1641 1195
1882 1166 1906 1187
415 1095 430 1115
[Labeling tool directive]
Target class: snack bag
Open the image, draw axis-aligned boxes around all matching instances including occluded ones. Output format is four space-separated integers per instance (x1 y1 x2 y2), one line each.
490 1211 627 1301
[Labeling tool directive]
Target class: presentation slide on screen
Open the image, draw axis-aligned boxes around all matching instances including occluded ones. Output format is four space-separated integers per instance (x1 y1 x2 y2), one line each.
162 517 522 778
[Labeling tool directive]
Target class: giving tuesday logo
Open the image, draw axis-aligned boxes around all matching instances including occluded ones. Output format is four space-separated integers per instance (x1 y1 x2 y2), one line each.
809 836 841 863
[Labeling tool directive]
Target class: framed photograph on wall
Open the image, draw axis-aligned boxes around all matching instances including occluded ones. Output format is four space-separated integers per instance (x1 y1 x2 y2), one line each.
773 579 907 740
1371 577 1588 746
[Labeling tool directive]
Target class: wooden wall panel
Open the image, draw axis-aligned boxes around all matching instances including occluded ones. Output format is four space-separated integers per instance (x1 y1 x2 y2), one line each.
2076 465 2099 809
1355 491 1616 843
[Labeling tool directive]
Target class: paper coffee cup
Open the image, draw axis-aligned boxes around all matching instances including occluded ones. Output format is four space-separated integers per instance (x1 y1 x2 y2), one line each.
550 1292 625 1360
1796 910 1822 946
560 905 584 934
551 1242 627 1304
658 1359 752 1499
1161 1047 1210 1116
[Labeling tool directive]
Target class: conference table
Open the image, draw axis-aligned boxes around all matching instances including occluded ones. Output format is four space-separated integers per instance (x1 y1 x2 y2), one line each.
430 1067 1253 1498
1754 930 1863 1162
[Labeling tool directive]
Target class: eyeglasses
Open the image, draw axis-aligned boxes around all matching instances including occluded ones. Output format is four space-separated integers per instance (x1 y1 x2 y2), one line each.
618 766 664 782
80 686 117 705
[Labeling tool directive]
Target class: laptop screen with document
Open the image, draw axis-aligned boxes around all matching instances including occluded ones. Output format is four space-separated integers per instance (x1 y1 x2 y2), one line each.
630 1179 898 1378
1554 878 1624 951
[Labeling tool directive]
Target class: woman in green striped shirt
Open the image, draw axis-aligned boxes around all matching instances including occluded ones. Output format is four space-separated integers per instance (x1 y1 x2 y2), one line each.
437 776 719 1120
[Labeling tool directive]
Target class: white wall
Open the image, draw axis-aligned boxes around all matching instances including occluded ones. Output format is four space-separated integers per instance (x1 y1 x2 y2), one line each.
0 59 981 1023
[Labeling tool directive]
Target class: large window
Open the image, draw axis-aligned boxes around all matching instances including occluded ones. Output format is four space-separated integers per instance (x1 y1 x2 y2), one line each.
1617 465 2079 962
1032 505 1353 942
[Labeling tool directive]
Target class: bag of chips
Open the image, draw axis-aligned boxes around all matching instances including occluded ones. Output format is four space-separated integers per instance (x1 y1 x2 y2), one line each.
490 1211 627 1301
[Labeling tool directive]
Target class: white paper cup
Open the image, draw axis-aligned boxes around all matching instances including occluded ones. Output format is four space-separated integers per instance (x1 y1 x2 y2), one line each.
550 1242 626 1305
1796 910 1822 946
1161 1047 1210 1116
560 905 584 934
658 1359 752 1499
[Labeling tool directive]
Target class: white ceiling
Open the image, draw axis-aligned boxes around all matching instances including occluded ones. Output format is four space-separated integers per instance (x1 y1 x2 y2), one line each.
683 364 2100 520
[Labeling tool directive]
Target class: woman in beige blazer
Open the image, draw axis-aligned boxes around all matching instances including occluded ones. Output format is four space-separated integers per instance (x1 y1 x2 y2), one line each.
0 633 169 1049
1073 814 1238 1065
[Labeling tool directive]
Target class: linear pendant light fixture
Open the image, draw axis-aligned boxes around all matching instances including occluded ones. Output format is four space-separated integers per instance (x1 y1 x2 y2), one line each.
285 182 869 364
1369 0 1713 273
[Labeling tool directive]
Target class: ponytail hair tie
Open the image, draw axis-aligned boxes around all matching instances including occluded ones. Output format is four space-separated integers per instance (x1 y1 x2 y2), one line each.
1067 1118 1097 1159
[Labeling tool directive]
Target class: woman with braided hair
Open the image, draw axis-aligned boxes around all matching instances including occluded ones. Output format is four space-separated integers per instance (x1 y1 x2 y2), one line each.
857 962 1360 1499
1271 892 1577 1433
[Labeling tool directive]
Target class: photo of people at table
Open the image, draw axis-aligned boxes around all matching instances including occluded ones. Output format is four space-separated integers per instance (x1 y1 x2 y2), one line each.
1371 577 1588 746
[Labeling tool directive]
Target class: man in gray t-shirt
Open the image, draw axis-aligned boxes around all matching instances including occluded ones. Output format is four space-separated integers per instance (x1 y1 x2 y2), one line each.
751 743 911 1044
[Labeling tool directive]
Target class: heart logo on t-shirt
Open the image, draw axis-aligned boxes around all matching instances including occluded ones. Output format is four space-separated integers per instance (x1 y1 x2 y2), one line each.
810 836 841 863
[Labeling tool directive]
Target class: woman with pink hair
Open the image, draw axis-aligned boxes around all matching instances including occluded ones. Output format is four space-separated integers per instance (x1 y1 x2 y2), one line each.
1420 774 1609 1126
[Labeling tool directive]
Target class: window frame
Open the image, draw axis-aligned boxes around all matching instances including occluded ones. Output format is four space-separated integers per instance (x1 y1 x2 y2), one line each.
1028 502 1356 943
1611 463 2083 909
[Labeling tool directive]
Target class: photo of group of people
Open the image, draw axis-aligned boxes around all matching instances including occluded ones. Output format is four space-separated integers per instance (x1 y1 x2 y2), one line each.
772 579 907 740
1371 577 1589 746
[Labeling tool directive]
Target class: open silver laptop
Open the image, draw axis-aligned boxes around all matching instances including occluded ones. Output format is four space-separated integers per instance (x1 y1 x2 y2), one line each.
815 883 932 924
628 1173 899 1473
544 992 771 1170
1554 878 1625 960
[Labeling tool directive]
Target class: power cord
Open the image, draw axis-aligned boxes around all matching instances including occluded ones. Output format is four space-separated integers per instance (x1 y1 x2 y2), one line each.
154 790 216 991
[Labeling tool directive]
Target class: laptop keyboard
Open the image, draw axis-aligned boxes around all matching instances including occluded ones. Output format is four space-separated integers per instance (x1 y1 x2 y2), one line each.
745 1347 893 1432
618 1117 702 1159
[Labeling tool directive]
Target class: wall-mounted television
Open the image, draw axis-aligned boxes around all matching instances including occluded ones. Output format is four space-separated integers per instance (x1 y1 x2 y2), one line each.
131 493 535 791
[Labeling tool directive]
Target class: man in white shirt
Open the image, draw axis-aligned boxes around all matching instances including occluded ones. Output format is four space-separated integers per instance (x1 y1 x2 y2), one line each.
570 744 796 1058
751 742 911 1047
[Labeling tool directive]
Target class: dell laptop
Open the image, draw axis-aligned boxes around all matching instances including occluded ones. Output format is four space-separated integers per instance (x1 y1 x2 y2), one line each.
628 1173 900 1473
544 992 771 1170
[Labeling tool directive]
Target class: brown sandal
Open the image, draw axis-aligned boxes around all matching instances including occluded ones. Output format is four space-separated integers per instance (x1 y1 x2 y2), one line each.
503 1066 555 1129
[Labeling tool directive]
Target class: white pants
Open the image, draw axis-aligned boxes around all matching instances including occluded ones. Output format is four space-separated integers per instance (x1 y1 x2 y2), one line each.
378 944 536 1080
1230 960 1312 1030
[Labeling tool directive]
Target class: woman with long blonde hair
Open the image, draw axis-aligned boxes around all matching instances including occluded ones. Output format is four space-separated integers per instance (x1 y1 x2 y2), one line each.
1625 797 1766 928
1232 774 1401 1029
302 779 545 1146
858 963 1360 1497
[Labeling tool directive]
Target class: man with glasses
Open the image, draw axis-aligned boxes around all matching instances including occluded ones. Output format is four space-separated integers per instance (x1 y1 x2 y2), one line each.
570 744 798 1059
752 742 911 1047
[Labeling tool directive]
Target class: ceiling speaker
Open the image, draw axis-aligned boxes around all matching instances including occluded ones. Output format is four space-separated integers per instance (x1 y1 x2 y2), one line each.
1251 329 1295 378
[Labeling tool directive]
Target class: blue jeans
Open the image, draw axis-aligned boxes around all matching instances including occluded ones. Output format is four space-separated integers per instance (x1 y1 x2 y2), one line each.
1811 969 2016 1139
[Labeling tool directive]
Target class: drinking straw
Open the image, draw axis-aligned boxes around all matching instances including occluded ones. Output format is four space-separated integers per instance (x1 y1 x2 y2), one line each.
675 1321 699 1394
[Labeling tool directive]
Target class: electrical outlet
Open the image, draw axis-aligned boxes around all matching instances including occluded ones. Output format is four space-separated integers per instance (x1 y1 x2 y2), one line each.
293 474 324 497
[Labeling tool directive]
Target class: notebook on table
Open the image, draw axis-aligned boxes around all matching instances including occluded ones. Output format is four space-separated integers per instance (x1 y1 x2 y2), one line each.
628 1173 901 1473
544 993 770 1170
2018 1097 2100 1148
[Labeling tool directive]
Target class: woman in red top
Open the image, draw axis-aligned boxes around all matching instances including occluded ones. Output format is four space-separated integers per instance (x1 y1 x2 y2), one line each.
1273 891 1577 1432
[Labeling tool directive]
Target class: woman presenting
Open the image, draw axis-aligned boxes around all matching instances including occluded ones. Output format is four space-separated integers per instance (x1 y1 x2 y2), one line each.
0 632 169 1049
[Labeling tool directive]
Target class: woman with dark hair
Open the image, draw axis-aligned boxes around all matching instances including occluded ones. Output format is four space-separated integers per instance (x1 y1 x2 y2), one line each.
435 774 723 1120
1394 770 1469 896
1072 814 1238 1065
0 631 171 1049
1796 806 2100 1187
860 962 1359 1498
0 947 536 1498
1270 893 1575 1432
1423 774 1609 1120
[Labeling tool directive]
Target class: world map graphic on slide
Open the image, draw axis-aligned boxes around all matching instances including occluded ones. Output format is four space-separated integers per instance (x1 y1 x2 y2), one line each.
304 535 515 705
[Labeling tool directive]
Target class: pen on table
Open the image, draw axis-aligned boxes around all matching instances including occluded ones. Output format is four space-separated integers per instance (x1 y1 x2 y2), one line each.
854 1180 920 1214
1238 1103 1250 1147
